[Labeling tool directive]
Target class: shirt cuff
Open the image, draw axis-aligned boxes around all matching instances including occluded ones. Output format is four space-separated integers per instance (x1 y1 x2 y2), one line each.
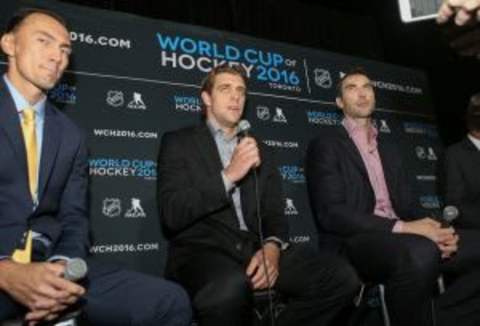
392 220 404 233
264 236 290 251
221 170 235 193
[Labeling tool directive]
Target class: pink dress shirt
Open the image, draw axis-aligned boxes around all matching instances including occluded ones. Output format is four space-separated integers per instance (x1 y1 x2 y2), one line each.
343 117 403 232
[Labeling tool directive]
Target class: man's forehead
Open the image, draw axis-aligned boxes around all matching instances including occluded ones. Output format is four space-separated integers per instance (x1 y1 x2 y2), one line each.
18 13 69 39
343 74 371 86
214 73 245 86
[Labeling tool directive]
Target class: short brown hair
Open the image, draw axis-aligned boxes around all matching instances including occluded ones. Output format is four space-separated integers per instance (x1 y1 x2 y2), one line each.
200 63 248 95
3 7 68 35
466 93 480 132
336 67 371 98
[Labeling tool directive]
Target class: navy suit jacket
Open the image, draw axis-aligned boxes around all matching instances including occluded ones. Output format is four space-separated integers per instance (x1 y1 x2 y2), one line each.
444 137 480 230
0 80 90 259
157 124 288 271
305 127 419 251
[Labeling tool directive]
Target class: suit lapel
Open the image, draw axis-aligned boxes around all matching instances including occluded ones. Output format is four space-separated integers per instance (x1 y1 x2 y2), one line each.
0 81 30 201
37 103 61 201
193 124 224 174
338 127 369 178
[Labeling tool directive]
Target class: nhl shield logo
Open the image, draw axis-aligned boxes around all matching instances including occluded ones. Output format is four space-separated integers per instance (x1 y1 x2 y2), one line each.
102 198 121 218
314 69 333 89
106 90 124 107
257 106 271 121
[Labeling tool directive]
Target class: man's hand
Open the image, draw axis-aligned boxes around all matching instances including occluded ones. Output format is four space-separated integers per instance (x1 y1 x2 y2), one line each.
224 137 261 184
437 0 480 26
246 243 280 290
400 218 458 257
438 232 460 259
0 260 85 324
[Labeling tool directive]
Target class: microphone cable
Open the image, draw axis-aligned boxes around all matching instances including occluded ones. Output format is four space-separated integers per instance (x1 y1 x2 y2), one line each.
252 167 276 326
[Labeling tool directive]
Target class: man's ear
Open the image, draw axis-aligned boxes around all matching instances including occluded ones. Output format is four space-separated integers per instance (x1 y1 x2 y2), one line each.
336 96 344 110
0 33 15 57
201 91 211 108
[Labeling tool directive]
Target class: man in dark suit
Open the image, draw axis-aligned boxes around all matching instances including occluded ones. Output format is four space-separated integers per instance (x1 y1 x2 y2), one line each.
444 93 480 229
157 64 360 326
0 8 191 325
306 68 480 326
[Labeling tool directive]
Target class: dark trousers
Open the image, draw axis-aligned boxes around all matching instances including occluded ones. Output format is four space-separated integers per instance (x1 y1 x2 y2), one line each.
437 229 480 326
0 258 192 326
169 245 360 326
346 230 480 326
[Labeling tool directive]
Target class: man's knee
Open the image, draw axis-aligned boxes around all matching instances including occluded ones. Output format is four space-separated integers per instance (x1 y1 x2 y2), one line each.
395 236 441 283
148 280 192 326
194 272 252 317
301 254 360 301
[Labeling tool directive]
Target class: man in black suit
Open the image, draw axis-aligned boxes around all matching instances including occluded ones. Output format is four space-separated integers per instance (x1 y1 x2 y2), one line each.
0 8 191 325
444 93 480 229
157 64 360 326
306 68 480 326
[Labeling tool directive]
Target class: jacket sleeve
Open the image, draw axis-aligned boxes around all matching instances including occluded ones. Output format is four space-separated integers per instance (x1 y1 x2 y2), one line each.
305 137 395 237
51 135 90 259
444 146 480 229
258 145 289 243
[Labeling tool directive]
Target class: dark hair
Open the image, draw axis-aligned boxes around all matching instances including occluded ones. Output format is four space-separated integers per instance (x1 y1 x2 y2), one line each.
466 93 480 132
3 7 67 35
336 66 371 98
200 63 248 95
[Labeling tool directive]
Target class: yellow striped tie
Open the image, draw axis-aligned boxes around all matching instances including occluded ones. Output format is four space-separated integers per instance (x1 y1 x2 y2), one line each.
21 108 38 200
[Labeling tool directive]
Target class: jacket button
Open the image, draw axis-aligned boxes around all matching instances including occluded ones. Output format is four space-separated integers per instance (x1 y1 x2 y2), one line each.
235 243 242 251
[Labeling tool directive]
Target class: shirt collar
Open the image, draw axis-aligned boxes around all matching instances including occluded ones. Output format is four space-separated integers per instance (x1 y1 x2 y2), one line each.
468 133 480 151
206 117 238 142
3 74 46 119
342 115 378 140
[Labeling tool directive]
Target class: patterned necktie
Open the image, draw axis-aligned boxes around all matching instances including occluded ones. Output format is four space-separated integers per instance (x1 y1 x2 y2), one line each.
21 108 38 201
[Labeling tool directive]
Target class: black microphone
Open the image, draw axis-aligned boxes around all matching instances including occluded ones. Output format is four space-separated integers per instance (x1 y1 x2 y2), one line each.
237 119 251 138
441 205 459 227
63 258 88 282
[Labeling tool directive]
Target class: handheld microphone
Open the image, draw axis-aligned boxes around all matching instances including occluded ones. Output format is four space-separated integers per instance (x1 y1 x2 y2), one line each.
237 119 251 138
63 258 88 282
439 205 459 228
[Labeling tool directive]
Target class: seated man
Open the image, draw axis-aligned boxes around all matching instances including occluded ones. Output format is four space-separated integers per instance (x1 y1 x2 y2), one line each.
0 8 191 325
157 63 359 326
306 67 480 326
444 93 480 230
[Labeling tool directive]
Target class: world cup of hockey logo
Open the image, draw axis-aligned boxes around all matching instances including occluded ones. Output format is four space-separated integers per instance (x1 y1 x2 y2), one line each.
285 198 299 215
313 68 333 89
125 198 146 218
273 107 287 123
106 90 124 107
427 147 437 160
127 92 147 110
102 198 121 217
379 120 391 133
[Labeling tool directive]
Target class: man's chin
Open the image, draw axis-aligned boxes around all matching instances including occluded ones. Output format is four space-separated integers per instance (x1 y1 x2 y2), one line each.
38 80 58 92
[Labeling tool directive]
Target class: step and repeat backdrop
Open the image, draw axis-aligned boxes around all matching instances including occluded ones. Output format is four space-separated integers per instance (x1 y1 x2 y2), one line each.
1 0 443 276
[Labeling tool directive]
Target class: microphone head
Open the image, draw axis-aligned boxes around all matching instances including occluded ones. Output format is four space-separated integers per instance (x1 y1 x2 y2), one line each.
443 205 459 224
237 120 251 134
64 258 88 282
